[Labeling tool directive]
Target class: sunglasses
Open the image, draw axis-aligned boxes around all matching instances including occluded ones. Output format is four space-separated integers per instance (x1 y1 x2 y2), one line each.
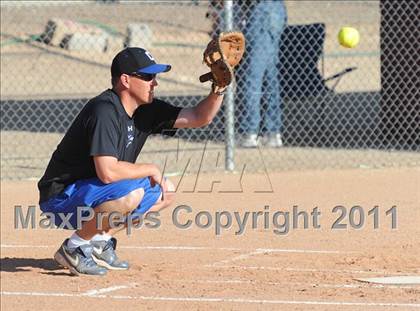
129 72 156 82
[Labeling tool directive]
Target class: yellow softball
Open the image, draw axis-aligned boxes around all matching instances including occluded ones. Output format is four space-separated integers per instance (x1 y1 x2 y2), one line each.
338 27 360 48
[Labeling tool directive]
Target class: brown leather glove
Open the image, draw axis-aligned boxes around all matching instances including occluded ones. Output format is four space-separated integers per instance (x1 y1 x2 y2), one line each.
200 31 246 93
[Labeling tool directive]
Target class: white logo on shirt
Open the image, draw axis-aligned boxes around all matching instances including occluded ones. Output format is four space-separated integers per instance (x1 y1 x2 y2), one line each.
126 123 134 148
126 135 134 148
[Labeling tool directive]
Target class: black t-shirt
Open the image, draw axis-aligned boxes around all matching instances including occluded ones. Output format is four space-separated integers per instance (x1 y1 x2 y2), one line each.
38 89 181 203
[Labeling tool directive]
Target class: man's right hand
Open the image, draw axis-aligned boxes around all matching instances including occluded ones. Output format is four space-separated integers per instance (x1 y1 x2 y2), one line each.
149 165 166 201
149 165 163 188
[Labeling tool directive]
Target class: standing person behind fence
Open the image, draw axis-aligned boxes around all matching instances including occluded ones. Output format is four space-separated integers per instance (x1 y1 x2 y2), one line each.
236 0 287 148
37 47 226 276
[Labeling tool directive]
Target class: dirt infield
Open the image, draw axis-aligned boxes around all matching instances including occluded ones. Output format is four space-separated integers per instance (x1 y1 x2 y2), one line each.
1 167 419 310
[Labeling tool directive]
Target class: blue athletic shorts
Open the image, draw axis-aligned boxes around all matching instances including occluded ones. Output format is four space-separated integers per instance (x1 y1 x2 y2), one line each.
40 177 162 229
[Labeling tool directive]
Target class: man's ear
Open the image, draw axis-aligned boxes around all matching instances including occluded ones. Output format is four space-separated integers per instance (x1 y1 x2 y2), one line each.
120 74 130 88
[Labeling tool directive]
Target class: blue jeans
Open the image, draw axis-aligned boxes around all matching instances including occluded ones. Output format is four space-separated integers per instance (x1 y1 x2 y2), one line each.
237 1 287 134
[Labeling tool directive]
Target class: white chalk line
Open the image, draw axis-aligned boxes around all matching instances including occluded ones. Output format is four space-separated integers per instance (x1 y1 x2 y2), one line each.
0 244 351 253
212 248 346 266
206 264 416 276
1 291 420 308
82 284 135 297
1 244 51 249
212 250 265 266
256 248 346 254
161 279 420 290
123 245 240 251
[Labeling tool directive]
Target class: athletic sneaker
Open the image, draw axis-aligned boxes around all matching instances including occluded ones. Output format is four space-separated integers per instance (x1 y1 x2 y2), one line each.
262 133 283 148
239 133 259 148
54 239 107 276
91 237 129 270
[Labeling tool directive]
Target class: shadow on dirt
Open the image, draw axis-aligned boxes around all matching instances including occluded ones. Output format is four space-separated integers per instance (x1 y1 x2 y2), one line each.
0 257 64 273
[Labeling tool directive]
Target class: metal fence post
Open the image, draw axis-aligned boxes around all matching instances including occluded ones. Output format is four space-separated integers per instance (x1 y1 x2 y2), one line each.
223 0 235 171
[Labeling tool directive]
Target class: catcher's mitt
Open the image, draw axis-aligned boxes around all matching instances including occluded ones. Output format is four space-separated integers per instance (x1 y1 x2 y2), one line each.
199 31 245 92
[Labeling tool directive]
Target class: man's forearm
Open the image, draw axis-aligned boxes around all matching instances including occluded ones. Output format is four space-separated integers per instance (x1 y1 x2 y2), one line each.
101 161 158 184
194 92 224 126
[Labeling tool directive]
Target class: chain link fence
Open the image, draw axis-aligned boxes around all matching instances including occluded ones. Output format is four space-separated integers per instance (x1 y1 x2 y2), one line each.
1 0 419 180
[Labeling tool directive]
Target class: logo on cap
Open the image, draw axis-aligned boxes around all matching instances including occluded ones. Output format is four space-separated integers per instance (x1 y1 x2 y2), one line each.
144 50 155 61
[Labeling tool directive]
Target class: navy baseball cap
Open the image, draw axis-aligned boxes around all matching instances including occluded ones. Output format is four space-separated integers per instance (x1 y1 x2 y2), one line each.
111 47 171 77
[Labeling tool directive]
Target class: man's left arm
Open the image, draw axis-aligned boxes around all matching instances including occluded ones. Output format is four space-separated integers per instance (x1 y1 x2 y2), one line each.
174 92 224 129
173 31 245 129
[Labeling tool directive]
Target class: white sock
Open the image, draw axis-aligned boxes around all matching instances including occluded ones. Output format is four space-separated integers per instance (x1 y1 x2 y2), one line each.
91 233 112 242
66 232 90 250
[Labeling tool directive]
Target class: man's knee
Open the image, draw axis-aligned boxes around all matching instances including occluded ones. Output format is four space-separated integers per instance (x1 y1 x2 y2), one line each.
118 188 144 214
148 179 176 213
